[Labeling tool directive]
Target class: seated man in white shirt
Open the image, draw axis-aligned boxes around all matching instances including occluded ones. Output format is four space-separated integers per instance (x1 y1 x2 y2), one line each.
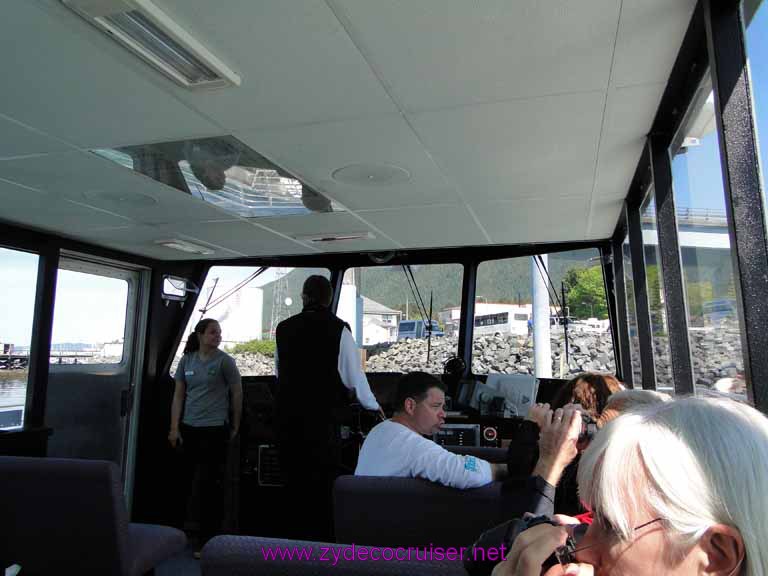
355 372 506 489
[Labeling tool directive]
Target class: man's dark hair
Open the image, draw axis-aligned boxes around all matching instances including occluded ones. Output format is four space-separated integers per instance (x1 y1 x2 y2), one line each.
302 275 333 307
395 371 446 412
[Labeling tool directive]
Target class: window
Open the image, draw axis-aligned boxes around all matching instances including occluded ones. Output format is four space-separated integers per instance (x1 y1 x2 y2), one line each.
0 247 39 429
623 236 643 384
342 264 462 373
473 250 614 377
95 136 343 220
475 312 509 328
51 264 130 365
640 191 674 391
669 77 745 397
745 1 768 230
172 266 330 377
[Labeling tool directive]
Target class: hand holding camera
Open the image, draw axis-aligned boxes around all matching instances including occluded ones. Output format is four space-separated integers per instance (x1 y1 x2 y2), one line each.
490 516 594 576
532 405 583 487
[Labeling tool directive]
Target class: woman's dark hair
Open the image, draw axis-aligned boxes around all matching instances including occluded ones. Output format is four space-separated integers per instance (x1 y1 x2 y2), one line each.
395 371 446 412
183 318 218 355
551 372 622 420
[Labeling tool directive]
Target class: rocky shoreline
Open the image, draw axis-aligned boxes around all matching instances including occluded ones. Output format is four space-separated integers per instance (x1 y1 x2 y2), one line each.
223 324 743 389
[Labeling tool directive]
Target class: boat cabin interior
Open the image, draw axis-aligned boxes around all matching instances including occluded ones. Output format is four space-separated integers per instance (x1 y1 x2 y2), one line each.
1 0 767 574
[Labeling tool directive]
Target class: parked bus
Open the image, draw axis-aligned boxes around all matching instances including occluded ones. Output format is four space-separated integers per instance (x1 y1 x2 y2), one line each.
473 311 529 336
397 319 444 340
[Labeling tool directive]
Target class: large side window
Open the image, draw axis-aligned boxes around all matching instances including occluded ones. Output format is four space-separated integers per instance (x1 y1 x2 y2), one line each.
623 236 643 384
472 249 614 378
669 77 745 397
0 247 39 429
640 190 674 391
341 264 462 373
172 267 330 377
746 1 768 227
51 265 129 364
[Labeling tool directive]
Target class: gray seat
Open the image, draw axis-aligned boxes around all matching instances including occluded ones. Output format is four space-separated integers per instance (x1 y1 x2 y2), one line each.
334 475 511 549
0 455 186 576
200 535 468 576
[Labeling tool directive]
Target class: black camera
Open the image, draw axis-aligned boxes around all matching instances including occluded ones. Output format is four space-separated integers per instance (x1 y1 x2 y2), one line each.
578 412 598 450
520 515 589 569
464 515 589 576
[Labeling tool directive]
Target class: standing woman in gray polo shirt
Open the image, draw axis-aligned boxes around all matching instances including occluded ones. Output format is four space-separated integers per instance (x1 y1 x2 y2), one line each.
168 318 242 552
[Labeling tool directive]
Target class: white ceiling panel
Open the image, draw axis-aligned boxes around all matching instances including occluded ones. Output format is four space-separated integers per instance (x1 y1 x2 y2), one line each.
472 198 588 244
0 179 133 235
77 224 242 260
0 152 238 225
161 0 398 130
358 205 488 249
0 1 221 149
410 92 604 204
0 115 72 159
166 220 316 257
239 115 462 210
611 0 697 88
256 212 377 237
591 84 665 201
587 83 666 238
330 0 619 112
587 197 625 239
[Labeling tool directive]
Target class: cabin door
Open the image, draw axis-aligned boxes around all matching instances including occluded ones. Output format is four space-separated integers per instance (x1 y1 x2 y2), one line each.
46 256 148 483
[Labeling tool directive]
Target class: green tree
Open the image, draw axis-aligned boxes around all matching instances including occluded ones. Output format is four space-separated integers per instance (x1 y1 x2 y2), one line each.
228 339 276 356
564 266 608 319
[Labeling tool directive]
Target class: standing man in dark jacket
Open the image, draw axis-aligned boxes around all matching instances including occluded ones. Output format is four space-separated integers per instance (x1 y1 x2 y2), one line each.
275 275 383 540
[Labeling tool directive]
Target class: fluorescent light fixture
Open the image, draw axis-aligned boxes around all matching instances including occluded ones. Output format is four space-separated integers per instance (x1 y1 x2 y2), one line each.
156 239 215 255
294 232 375 243
62 0 241 88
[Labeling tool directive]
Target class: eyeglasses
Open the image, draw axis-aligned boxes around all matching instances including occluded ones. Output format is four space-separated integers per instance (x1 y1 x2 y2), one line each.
554 517 663 567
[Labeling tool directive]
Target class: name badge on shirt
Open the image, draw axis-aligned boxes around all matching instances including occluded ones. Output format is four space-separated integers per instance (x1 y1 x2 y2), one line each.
185 370 195 376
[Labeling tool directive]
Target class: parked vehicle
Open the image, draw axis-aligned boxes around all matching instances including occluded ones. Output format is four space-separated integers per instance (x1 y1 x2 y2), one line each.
398 319 444 339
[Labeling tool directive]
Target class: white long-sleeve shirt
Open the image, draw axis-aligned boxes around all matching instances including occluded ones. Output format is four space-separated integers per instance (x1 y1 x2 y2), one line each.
275 326 380 411
355 420 493 489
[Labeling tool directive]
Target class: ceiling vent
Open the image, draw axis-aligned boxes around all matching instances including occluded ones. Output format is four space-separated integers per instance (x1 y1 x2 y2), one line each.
294 232 375 243
62 0 241 88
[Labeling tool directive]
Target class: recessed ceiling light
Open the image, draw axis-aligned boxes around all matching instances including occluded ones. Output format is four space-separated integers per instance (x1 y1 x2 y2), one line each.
62 0 241 88
332 164 411 186
156 239 215 255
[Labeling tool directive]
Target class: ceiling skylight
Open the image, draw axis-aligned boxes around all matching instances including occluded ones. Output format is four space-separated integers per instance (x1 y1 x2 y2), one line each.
93 136 342 219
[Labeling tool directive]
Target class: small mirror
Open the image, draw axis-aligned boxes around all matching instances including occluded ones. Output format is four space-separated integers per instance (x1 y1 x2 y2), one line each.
162 275 198 302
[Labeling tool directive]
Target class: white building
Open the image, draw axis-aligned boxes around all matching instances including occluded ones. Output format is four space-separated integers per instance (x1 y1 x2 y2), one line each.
204 285 264 345
362 297 401 345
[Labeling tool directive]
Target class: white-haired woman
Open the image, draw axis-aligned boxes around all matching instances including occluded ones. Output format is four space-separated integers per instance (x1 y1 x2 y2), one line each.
494 396 768 576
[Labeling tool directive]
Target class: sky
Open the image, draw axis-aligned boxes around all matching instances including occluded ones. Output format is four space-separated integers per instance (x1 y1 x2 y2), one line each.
1 4 767 346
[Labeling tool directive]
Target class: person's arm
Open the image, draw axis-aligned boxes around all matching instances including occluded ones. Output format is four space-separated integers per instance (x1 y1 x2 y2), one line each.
169 378 186 447
224 356 243 440
337 327 382 412
491 462 508 480
410 436 494 489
